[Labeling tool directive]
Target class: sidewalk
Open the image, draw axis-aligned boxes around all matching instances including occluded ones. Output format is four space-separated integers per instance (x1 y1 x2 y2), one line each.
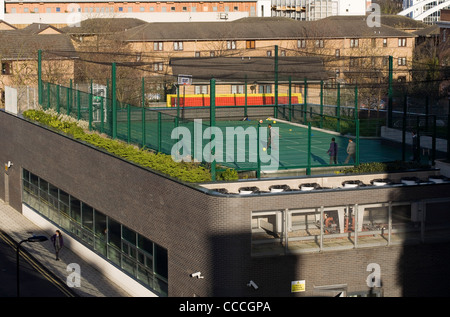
0 199 130 297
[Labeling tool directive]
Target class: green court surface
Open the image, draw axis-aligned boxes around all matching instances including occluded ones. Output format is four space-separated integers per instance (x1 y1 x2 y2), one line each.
113 117 412 172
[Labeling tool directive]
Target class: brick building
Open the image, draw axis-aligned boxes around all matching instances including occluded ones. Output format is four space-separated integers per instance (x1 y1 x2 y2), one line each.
1 106 450 297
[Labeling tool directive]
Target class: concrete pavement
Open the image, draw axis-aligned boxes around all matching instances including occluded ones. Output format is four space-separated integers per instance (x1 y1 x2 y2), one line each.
0 199 131 297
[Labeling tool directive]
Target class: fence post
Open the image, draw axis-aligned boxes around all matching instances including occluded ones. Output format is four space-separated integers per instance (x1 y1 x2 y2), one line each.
158 112 162 153
210 78 216 181
68 79 72 116
274 45 278 119
288 76 292 122
56 85 60 113
38 50 42 105
307 122 311 175
127 104 131 144
89 80 93 130
245 75 248 117
320 80 324 129
354 85 358 121
303 78 307 124
47 82 50 110
112 62 117 139
337 83 341 133
141 106 146 148
77 90 81 120
257 122 261 179
356 119 360 165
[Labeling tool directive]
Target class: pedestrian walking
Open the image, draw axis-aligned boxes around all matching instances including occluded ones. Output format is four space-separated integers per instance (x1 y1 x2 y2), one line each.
51 230 64 261
344 139 356 164
327 137 338 164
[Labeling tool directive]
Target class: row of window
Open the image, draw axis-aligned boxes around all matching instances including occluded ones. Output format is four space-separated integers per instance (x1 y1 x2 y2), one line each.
150 37 408 53
22 169 168 296
297 37 408 49
193 84 272 95
8 5 243 14
252 199 450 256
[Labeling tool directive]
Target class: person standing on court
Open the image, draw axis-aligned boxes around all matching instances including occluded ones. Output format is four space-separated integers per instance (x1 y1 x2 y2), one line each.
344 139 356 164
327 137 338 164
51 230 64 261
267 124 272 149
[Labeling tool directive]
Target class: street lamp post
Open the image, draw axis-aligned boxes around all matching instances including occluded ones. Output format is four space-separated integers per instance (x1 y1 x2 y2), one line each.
16 235 48 297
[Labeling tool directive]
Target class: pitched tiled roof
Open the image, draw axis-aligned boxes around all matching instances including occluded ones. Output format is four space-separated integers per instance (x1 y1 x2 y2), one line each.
0 29 77 60
61 18 147 35
120 16 416 42
170 56 332 82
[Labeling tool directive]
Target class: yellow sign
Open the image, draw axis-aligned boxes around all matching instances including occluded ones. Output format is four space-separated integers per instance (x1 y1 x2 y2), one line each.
291 280 305 293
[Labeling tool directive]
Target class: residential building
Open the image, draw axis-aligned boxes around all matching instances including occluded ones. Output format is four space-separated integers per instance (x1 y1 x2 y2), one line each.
0 0 260 27
399 0 450 24
0 21 76 108
271 0 371 20
113 16 416 89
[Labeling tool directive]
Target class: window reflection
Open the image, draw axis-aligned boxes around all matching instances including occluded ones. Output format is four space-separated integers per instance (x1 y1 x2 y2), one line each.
21 169 168 296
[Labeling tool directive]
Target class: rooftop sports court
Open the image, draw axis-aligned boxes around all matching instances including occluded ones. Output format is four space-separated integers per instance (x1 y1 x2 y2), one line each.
39 80 444 178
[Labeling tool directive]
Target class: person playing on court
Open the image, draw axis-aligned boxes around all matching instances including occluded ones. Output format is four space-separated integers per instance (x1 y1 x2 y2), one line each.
327 137 338 164
267 124 272 149
344 139 356 164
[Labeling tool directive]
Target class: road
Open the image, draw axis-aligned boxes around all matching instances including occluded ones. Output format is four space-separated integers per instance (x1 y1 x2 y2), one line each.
0 230 77 297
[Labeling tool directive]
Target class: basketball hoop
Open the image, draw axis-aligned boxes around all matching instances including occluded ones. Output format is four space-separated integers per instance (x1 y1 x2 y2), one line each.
178 74 192 86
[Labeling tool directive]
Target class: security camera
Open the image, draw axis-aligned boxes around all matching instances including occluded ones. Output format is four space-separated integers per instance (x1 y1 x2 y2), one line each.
247 280 258 290
7 161 12 168
190 272 204 279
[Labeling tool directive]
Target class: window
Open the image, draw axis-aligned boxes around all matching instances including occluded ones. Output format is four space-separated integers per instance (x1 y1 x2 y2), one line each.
10 8 16 13
174 41 183 51
335 49 340 57
280 50 286 56
56 7 61 12
140 7 145 12
246 40 255 49
350 38 359 48
153 42 163 51
171 6 176 12
227 40 236 50
266 50 272 57
195 51 200 58
1 62 11 75
210 51 215 57
398 57 406 66
315 39 324 48
195 85 208 94
231 85 244 94
234 6 239 11
153 62 163 71
349 58 359 67
371 38 376 48
297 39 306 48
182 7 187 11
383 38 387 47
398 38 406 47
24 8 29 13
119 7 123 12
